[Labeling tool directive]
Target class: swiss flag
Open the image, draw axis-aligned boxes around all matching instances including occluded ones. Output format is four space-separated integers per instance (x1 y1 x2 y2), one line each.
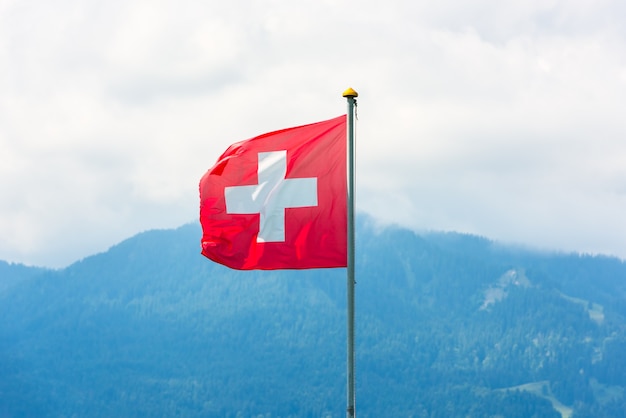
199 115 347 270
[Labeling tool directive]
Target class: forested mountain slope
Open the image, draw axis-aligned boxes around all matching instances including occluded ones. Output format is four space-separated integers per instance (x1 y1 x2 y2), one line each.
1 218 625 417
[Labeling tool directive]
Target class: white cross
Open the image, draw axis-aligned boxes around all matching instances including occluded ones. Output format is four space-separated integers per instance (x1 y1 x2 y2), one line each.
225 150 318 243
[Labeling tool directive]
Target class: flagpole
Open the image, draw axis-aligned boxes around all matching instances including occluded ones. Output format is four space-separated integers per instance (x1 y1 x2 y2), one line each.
342 87 358 418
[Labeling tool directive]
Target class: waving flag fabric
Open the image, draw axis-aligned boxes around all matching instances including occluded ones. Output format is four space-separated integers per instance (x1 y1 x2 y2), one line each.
199 115 347 270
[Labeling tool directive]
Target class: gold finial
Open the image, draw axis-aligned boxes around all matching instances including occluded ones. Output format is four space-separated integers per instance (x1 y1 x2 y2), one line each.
342 87 358 98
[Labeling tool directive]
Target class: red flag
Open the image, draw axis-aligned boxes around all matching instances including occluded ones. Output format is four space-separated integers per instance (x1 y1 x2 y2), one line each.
199 115 347 270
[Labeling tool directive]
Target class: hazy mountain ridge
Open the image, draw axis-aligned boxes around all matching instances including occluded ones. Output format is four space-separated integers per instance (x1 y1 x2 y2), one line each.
1 218 626 417
0 260 48 294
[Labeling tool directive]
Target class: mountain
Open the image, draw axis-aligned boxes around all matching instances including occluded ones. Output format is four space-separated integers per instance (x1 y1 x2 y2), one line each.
1 217 626 417
0 260 47 293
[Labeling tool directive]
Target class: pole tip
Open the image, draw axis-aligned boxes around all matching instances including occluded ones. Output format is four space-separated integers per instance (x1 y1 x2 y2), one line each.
342 87 358 98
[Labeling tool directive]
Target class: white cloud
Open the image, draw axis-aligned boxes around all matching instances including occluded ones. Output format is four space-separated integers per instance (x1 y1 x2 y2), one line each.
1 0 626 266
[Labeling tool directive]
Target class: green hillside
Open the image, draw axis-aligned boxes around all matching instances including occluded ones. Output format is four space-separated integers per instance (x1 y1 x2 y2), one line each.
1 218 625 417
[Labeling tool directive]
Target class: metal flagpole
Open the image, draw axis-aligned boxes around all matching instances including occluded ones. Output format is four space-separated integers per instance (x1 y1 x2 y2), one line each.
342 87 358 418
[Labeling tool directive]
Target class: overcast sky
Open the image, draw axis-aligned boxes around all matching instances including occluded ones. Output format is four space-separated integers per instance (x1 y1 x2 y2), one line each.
2 0 626 268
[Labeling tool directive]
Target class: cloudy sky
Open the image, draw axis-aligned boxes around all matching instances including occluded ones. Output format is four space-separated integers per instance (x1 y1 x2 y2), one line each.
2 0 626 268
